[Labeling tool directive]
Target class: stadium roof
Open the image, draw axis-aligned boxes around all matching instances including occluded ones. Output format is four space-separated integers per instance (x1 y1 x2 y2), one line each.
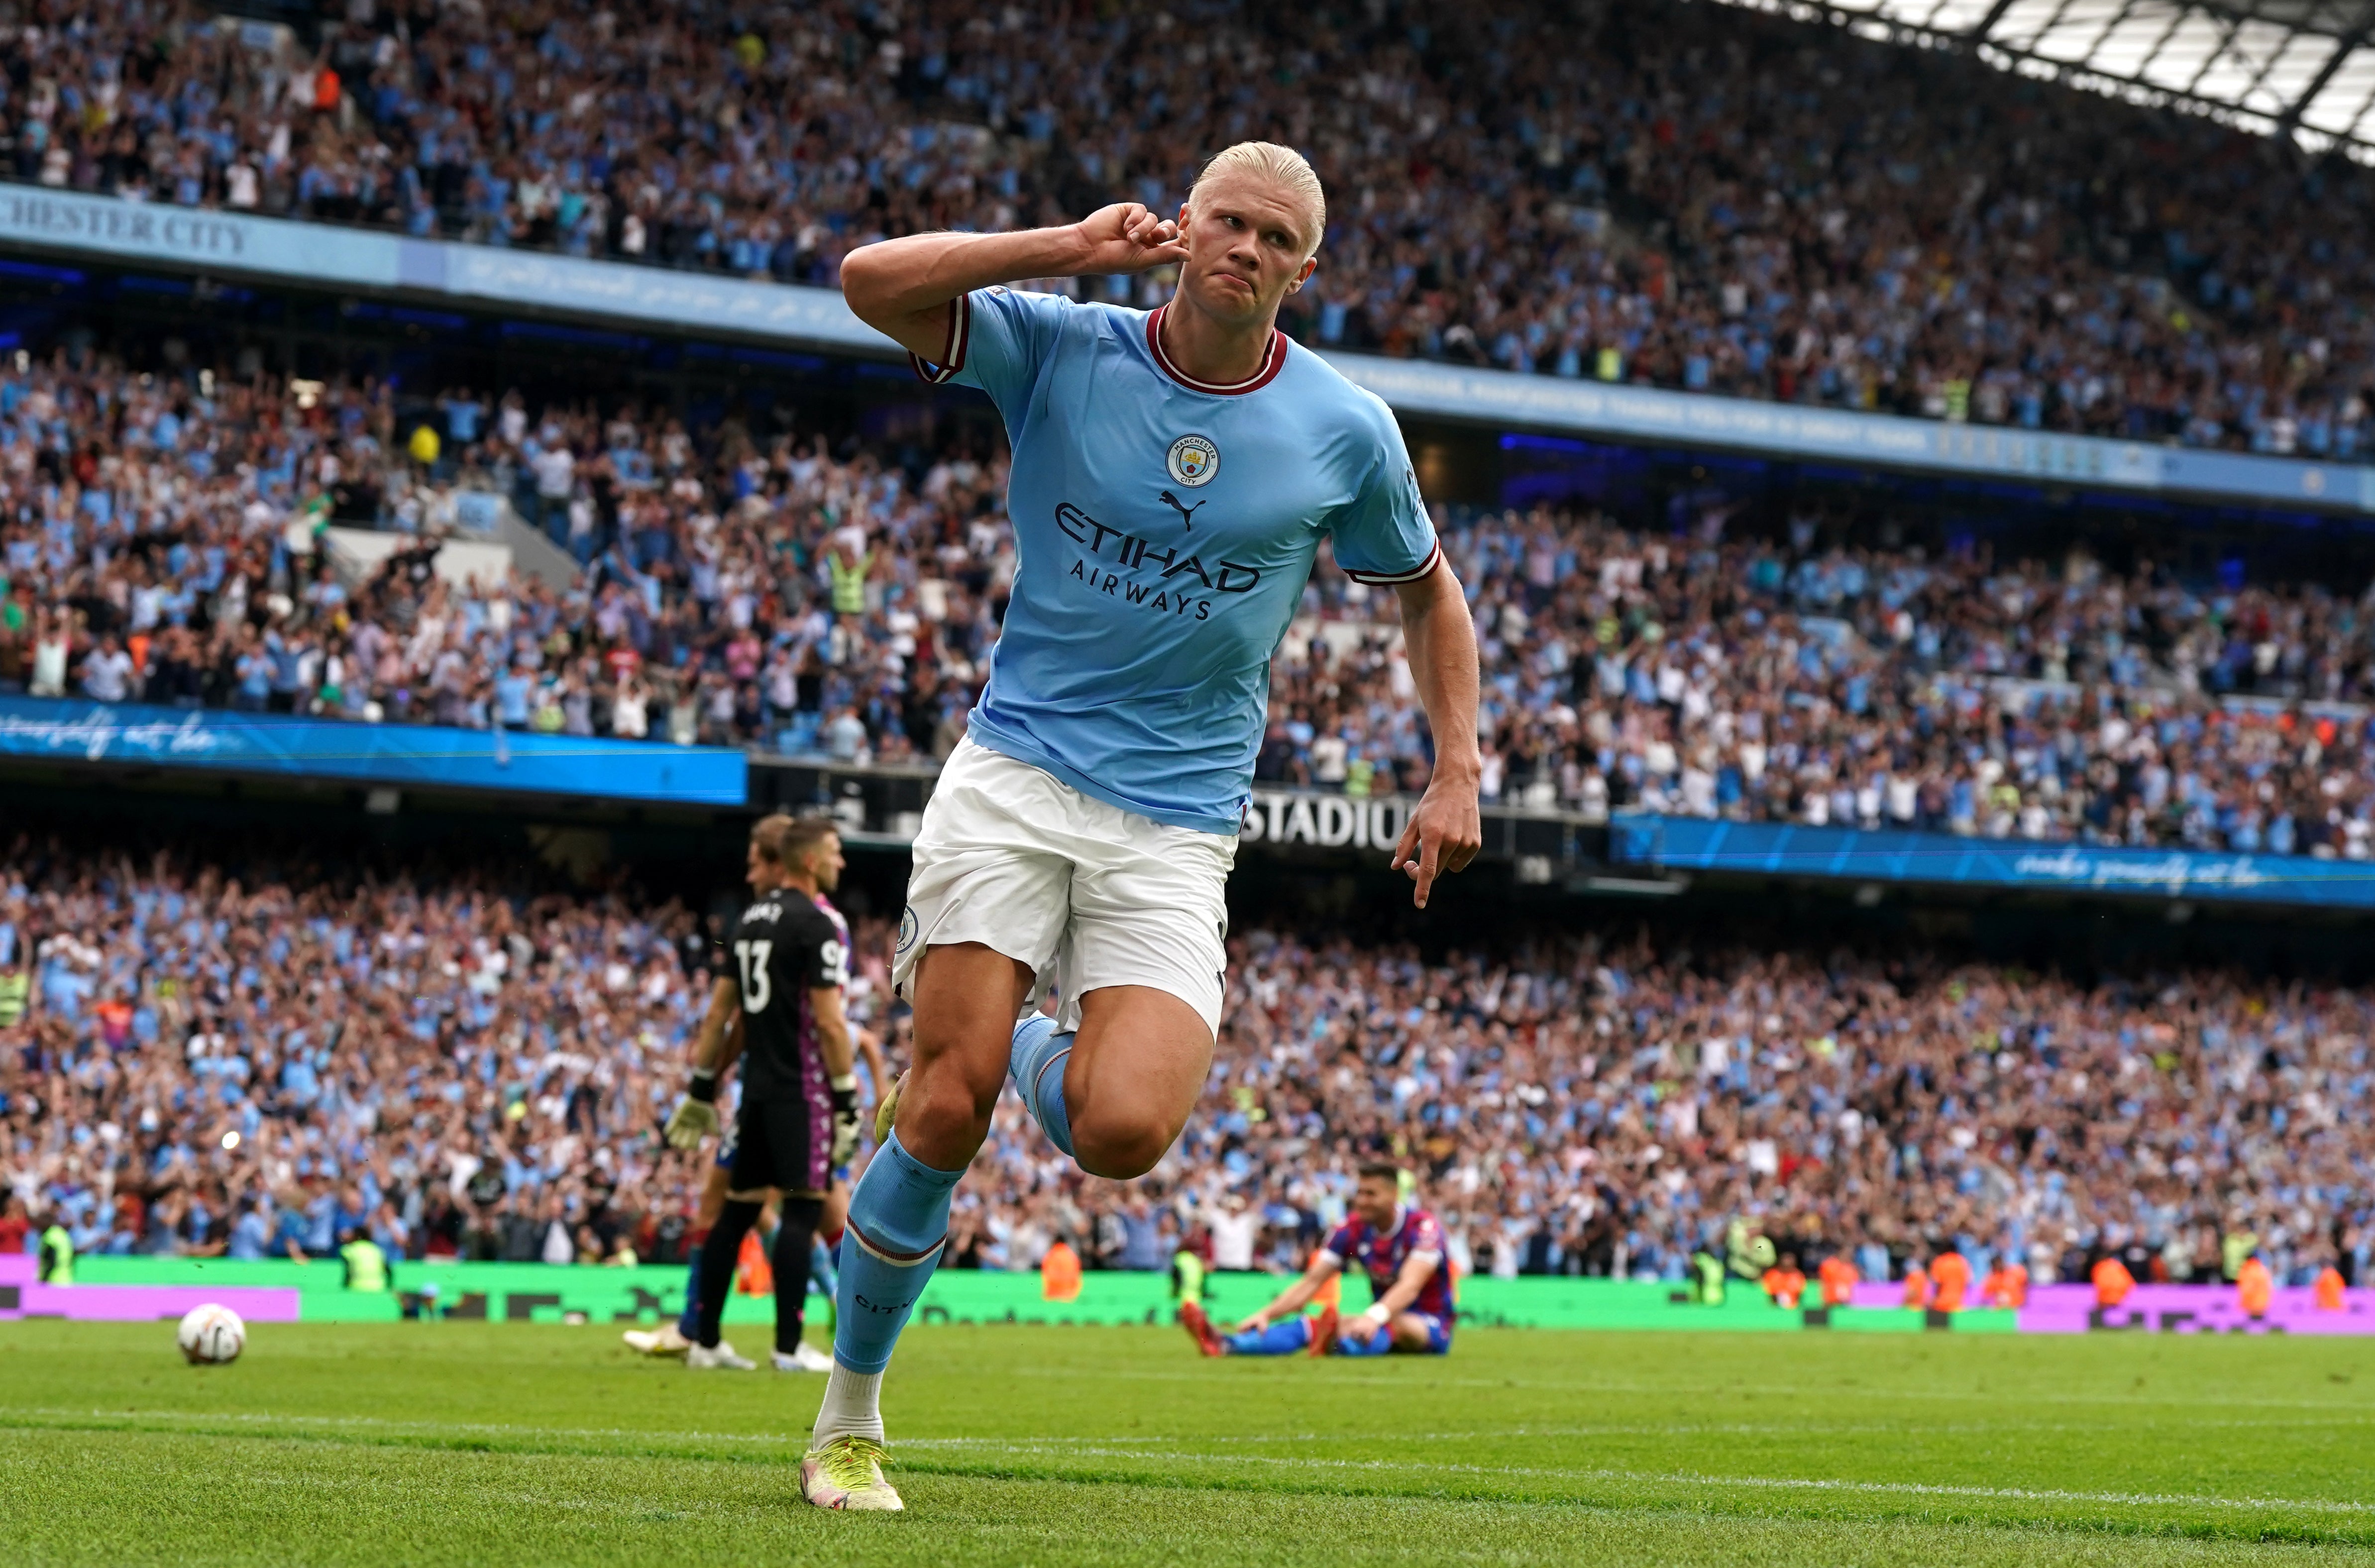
1720 0 2375 155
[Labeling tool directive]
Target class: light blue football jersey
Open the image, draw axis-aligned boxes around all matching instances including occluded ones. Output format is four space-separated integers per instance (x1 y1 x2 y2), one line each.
912 288 1439 835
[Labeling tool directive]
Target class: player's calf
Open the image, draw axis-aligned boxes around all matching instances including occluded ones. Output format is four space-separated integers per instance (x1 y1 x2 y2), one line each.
810 1132 965 1455
1011 1014 1176 1176
898 945 1028 1168
1048 984 1212 1179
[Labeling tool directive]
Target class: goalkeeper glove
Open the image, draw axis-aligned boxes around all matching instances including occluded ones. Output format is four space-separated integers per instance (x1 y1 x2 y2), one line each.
664 1067 720 1149
829 1073 860 1167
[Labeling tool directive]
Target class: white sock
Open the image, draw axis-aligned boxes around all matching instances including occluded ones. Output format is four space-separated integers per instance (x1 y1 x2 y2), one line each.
811 1361 885 1447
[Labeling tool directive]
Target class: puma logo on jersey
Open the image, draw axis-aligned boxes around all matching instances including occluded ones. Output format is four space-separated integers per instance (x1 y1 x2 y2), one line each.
1159 490 1205 530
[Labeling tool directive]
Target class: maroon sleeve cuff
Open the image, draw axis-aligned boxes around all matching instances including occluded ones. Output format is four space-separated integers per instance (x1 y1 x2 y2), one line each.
1342 539 1444 587
907 292 971 385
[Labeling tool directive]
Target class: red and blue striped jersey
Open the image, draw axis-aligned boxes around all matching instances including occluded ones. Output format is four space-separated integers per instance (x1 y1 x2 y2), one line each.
1321 1205 1454 1319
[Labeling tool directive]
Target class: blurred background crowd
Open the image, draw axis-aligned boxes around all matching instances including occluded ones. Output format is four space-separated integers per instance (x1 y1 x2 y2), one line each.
5 0 2375 455
6 349 2375 857
0 0 2371 1313
0 837 2365 1291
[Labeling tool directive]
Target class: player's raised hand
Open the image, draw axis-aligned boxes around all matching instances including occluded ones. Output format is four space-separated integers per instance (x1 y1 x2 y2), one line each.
1072 202 1189 275
1391 776 1483 910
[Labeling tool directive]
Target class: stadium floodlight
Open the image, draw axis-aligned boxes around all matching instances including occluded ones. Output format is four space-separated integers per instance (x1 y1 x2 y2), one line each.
1711 0 2375 158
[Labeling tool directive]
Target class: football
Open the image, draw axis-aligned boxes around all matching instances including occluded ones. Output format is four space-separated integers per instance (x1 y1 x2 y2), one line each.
176 1305 246 1366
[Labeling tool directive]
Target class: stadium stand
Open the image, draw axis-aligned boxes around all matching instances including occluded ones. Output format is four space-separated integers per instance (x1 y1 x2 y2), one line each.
5 0 2372 454
4 0 2374 1334
4 346 2375 857
0 836 2363 1290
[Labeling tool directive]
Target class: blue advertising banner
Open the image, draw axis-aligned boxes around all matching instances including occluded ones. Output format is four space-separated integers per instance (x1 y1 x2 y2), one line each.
1608 814 2375 910
0 187 2367 514
0 697 746 806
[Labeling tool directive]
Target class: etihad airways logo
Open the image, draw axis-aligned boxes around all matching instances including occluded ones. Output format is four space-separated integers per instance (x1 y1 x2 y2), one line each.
1057 502 1262 621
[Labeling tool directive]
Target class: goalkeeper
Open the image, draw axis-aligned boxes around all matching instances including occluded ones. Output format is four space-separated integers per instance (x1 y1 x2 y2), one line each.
660 815 864 1371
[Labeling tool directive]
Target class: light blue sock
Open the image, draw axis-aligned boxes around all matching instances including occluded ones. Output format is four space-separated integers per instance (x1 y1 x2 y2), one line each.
1223 1317 1313 1356
1331 1321 1395 1357
1010 1014 1076 1157
831 1131 964 1374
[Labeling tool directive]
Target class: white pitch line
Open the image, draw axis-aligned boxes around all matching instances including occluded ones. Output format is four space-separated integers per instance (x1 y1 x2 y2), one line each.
0 1406 802 1449
30 1407 2351 1452
913 1441 2375 1518
9 1405 2371 1521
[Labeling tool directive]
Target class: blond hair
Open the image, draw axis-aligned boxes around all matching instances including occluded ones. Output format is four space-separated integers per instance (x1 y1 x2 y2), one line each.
1188 141 1326 259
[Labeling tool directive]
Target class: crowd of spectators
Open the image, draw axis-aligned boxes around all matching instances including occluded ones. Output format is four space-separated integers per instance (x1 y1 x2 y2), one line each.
14 344 2375 857
0 352 1002 758
8 0 2375 454
1359 505 2375 859
1 837 2365 1293
0 835 914 1269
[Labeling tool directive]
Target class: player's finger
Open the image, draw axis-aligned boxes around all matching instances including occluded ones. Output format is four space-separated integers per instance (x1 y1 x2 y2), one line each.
1412 830 1443 909
1389 812 1423 873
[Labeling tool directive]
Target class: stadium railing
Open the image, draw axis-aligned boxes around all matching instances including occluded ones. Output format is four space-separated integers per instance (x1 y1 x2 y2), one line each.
0 186 2363 515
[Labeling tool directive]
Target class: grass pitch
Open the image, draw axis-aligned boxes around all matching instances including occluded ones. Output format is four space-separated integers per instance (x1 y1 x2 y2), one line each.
1 1318 2370 1565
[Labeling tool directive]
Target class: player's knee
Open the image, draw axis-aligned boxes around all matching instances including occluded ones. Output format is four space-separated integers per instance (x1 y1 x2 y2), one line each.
1071 1113 1173 1179
897 1057 1002 1154
896 1088 982 1154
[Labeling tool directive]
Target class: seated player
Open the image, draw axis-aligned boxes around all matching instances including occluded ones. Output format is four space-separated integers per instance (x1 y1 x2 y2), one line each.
1180 1163 1454 1358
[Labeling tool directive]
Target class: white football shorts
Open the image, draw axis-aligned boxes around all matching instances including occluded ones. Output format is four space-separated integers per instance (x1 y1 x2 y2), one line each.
892 737 1236 1035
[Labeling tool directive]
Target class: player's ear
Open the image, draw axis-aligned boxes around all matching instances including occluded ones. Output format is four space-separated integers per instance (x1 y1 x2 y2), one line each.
1289 258 1317 292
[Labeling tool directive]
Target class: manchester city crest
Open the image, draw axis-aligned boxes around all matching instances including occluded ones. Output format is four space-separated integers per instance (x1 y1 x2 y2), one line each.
1167 433 1220 488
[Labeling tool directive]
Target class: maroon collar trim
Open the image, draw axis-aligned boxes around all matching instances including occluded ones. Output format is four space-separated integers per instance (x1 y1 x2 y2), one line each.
1145 306 1288 395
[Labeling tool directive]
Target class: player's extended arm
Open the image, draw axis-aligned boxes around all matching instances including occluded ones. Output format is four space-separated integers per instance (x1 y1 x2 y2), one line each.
1357 1250 1442 1334
1389 562 1484 908
839 204 1190 363
810 984 865 1167
664 974 741 1149
1238 1252 1343 1333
